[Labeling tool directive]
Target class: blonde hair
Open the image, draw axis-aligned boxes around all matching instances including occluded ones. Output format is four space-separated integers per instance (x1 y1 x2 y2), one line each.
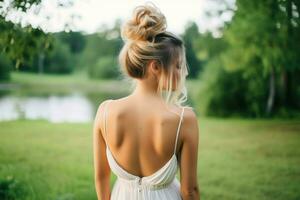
118 2 189 107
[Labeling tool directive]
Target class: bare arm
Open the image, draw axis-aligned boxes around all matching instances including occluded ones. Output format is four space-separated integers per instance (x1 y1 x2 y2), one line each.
179 108 200 200
93 101 111 200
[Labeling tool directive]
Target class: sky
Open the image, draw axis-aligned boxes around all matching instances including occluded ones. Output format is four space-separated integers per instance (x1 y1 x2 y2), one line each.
3 0 235 36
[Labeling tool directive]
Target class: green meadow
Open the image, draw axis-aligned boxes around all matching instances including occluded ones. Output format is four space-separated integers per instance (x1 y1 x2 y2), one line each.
0 118 299 200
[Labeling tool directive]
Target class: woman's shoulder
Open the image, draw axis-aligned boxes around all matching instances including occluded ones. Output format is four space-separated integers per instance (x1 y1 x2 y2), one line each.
183 106 197 120
180 106 199 139
98 98 115 109
171 104 195 118
95 99 114 119
96 96 129 116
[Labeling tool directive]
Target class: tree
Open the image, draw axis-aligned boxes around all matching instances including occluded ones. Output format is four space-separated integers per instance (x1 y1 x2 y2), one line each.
0 0 76 71
221 0 300 116
181 22 202 79
77 20 123 73
197 0 300 117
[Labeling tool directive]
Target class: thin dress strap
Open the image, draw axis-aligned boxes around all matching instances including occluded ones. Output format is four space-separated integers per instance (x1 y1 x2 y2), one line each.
174 106 185 155
103 99 113 144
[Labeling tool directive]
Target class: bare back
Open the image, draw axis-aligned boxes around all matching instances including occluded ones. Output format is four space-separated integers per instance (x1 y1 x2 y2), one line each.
94 94 200 199
101 95 186 177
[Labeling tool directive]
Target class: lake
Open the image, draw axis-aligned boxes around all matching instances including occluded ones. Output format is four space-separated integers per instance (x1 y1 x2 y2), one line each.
0 75 197 123
0 92 95 123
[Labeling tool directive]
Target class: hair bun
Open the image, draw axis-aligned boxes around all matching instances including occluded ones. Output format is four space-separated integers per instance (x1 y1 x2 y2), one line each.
121 2 167 42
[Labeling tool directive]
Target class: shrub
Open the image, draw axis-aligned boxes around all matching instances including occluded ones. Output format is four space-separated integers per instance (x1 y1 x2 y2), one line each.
43 42 74 74
0 54 11 81
88 56 120 79
0 175 27 200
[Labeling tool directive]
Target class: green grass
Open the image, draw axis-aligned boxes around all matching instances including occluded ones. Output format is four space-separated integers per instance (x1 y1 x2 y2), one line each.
0 120 97 200
7 71 131 94
198 118 300 200
0 118 299 200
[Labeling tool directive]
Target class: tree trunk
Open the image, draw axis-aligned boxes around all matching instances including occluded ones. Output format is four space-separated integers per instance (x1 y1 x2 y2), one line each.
38 51 44 74
266 66 275 115
280 67 287 106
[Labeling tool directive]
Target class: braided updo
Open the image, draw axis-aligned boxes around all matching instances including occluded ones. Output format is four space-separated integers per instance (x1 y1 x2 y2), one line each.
118 2 189 106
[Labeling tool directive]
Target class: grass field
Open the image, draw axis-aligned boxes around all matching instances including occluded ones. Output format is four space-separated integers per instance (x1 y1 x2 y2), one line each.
0 118 299 200
6 71 131 95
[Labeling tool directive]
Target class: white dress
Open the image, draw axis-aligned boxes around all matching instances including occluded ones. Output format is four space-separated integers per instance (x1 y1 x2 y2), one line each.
103 99 185 200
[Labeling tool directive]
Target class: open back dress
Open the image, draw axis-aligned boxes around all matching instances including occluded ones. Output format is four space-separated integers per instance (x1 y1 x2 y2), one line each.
103 99 185 200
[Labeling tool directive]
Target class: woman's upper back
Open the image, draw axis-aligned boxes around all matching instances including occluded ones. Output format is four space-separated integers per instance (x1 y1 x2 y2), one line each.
99 95 198 179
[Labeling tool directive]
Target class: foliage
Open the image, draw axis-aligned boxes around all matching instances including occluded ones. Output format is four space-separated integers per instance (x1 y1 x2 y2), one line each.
0 16 51 70
8 0 42 12
55 31 86 54
198 57 269 117
0 54 12 81
88 56 120 79
0 0 52 70
42 40 74 74
0 176 27 200
78 20 123 72
0 0 75 75
181 22 202 79
196 0 300 118
15 32 86 74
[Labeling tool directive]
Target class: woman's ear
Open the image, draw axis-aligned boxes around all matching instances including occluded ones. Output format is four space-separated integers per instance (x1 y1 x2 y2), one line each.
149 60 161 78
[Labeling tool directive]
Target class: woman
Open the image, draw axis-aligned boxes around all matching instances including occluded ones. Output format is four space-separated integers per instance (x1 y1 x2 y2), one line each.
93 2 200 200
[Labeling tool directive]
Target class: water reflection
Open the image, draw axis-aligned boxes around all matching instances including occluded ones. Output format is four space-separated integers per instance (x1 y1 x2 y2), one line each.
0 92 94 123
